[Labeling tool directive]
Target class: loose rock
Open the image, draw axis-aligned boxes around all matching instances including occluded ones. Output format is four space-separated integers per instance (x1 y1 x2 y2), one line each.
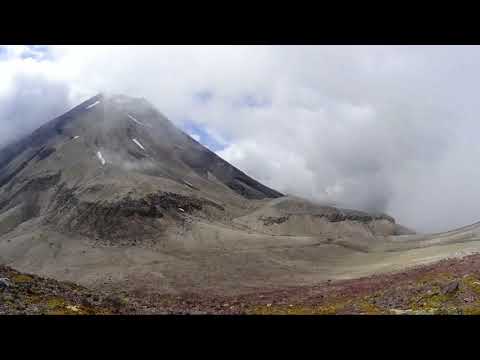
0 278 10 290
441 281 459 295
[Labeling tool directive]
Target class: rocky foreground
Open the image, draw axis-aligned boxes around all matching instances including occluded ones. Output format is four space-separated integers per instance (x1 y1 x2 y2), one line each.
0 265 126 314
3 253 480 314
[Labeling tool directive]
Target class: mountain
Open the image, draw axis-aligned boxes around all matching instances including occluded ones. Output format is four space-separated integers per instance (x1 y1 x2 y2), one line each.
0 94 285 242
1 93 479 297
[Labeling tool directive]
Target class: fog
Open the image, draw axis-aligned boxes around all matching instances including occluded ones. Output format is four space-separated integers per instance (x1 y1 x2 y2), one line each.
1 45 480 233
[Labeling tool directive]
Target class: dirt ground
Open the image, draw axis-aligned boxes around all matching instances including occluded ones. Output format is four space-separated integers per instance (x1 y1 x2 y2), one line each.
114 252 480 315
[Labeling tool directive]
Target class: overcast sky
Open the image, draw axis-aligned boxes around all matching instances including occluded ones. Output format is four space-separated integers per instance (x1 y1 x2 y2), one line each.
1 45 480 233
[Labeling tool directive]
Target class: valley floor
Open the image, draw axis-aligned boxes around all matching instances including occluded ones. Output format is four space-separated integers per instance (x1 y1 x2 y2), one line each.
127 252 480 314
4 253 480 315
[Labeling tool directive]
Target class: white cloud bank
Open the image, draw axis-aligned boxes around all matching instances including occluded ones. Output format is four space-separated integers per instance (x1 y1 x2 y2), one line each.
1 45 480 232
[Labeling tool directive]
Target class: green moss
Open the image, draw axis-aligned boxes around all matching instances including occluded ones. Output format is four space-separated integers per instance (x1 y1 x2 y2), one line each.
462 275 480 295
247 300 349 315
357 299 384 314
417 272 452 285
25 295 41 305
410 292 448 312
13 274 33 283
46 297 66 309
462 305 480 315
44 298 83 315
42 296 114 315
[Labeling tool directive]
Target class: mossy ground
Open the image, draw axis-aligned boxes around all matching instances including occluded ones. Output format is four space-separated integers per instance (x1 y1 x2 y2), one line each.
13 274 33 283
0 265 118 315
243 257 480 315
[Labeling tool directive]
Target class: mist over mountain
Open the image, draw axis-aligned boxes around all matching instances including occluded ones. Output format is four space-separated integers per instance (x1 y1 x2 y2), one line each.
2 46 480 234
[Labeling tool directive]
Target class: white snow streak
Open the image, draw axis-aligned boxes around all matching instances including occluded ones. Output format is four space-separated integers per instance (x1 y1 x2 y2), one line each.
128 114 151 128
132 138 146 151
86 101 100 110
128 114 143 125
73 136 80 140
96 151 106 165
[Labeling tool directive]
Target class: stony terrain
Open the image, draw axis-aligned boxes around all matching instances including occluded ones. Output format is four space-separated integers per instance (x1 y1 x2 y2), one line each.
4 252 480 315
0 265 125 314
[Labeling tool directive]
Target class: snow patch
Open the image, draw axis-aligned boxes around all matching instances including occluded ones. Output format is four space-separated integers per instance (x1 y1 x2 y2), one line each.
184 180 195 189
128 114 151 128
73 136 80 140
128 114 144 125
96 151 106 165
86 100 100 110
132 138 146 151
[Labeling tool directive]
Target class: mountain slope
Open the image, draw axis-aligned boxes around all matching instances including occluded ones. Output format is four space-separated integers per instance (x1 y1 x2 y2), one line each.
1 93 479 297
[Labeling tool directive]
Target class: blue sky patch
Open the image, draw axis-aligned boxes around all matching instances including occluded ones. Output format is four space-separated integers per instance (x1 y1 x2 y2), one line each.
182 120 226 152
20 46 54 61
0 46 8 60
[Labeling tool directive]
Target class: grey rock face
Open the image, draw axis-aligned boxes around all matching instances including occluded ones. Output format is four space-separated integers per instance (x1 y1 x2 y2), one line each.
0 278 11 290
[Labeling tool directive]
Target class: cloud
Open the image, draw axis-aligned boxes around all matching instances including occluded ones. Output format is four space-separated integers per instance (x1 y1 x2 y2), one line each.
1 45 480 232
0 72 71 147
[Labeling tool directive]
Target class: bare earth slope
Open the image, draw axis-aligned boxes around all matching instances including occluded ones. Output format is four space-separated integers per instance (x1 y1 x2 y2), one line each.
1 93 480 300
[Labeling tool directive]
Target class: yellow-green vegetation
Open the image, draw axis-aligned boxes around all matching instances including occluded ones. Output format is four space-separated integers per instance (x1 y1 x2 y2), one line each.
461 305 480 315
247 299 351 315
357 297 384 314
248 305 335 315
247 274 480 315
42 296 111 315
404 274 480 314
25 294 42 305
246 293 391 315
417 272 452 284
456 274 480 314
462 274 480 295
410 292 450 311
46 297 66 309
408 282 457 314
13 274 33 283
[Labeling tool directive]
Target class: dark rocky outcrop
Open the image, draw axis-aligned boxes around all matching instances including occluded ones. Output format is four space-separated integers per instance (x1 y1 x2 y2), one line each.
260 216 290 226
45 185 225 244
313 208 395 224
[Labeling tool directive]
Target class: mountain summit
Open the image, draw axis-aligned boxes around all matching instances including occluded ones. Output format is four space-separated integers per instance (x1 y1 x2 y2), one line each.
0 93 282 199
